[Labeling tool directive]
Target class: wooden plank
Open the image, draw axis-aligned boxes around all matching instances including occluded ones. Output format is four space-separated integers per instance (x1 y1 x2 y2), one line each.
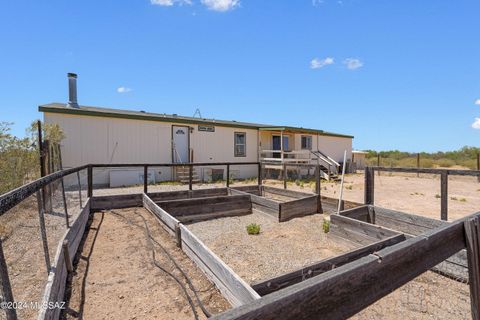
230 185 261 195
330 214 400 242
230 189 280 211
178 208 252 224
180 225 260 307
262 186 314 199
38 198 90 320
91 193 143 210
373 166 480 177
148 190 190 202
143 193 180 236
0 237 17 320
278 196 318 222
211 211 474 320
465 216 480 320
374 206 448 236
338 205 371 222
157 195 252 217
252 234 406 296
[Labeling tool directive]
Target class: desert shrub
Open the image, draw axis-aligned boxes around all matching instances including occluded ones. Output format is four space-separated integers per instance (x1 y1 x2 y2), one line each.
246 223 260 235
435 158 456 168
323 218 330 233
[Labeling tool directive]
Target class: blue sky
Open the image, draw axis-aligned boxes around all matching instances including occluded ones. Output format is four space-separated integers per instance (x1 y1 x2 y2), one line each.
1 0 479 152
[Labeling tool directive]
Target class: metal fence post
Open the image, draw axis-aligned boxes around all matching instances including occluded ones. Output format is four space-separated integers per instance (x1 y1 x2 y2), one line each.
144 165 148 194
477 153 480 183
36 191 51 273
283 164 287 190
189 165 193 191
226 164 230 187
87 166 93 198
441 172 448 221
0 238 17 320
364 167 374 205
61 177 69 228
257 162 262 186
76 170 83 208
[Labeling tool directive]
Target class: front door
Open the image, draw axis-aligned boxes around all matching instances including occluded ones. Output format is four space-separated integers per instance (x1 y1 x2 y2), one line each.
172 126 189 163
272 135 289 158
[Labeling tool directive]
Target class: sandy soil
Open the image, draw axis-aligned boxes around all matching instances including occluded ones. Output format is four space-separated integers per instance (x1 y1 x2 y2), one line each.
187 210 347 284
62 208 229 320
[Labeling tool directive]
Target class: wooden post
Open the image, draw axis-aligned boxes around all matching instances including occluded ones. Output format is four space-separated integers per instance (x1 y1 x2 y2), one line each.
76 170 83 208
143 165 148 194
283 164 287 189
189 165 193 191
464 216 480 320
364 167 374 205
257 163 262 186
441 172 448 221
417 153 420 177
377 154 380 176
226 164 230 187
477 153 480 183
87 166 93 198
62 240 73 273
36 191 51 273
0 238 17 320
38 120 46 177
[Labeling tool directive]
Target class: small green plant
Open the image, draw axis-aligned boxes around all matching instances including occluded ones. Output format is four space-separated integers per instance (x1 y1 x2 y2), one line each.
323 218 330 233
435 194 441 199
246 223 261 235
460 198 467 202
451 196 458 201
346 185 353 190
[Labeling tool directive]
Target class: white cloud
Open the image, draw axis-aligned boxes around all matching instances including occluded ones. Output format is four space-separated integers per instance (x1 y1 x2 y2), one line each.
312 0 324 7
343 58 363 70
117 87 132 93
472 118 480 129
475 99 480 105
201 0 240 12
310 57 334 69
150 0 192 6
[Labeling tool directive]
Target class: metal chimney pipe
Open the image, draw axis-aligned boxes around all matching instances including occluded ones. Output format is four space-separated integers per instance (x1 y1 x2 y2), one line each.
66 73 79 108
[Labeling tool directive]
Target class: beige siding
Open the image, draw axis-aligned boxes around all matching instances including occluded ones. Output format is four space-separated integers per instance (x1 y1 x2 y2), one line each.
44 113 259 183
317 135 352 163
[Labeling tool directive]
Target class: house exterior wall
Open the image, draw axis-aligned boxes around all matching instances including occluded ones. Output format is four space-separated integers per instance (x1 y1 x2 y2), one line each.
44 113 258 186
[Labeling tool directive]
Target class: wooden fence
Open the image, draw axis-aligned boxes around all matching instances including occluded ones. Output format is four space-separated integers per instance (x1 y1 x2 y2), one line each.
365 166 480 221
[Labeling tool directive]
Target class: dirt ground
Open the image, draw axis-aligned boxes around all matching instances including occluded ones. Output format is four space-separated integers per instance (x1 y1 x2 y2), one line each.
62 208 229 320
187 210 347 284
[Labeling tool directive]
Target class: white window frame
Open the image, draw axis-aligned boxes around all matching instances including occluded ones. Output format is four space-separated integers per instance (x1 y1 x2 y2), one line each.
234 132 247 157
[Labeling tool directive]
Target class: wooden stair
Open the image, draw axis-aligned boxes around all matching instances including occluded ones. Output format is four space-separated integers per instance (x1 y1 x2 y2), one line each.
175 166 201 183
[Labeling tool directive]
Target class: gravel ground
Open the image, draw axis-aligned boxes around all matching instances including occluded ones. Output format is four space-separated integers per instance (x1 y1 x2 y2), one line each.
187 210 346 284
62 208 230 320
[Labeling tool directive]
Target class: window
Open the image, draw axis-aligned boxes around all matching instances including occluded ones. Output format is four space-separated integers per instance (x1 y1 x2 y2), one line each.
234 132 246 157
301 135 312 150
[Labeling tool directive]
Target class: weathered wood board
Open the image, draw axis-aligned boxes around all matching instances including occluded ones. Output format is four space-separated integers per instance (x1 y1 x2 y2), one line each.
143 193 181 243
38 199 90 320
156 195 252 223
278 195 319 222
252 234 406 296
148 188 229 202
91 193 142 210
180 224 260 307
330 214 401 248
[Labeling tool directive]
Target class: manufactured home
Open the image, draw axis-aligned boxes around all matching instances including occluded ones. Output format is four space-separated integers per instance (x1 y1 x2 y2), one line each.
39 74 354 187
